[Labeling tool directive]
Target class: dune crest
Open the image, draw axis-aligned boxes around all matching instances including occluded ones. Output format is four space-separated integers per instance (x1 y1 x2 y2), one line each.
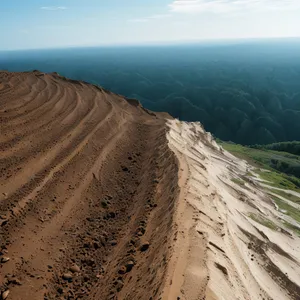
0 71 179 300
1 71 300 300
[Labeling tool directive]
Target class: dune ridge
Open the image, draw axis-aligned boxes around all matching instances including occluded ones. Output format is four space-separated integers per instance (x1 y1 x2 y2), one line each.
0 71 179 300
1 71 300 300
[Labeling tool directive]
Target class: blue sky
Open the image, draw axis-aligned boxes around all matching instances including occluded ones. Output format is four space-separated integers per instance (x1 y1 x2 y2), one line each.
1 0 300 50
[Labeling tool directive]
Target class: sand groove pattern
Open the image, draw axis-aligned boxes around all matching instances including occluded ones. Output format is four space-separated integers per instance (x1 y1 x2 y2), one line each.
0 71 179 300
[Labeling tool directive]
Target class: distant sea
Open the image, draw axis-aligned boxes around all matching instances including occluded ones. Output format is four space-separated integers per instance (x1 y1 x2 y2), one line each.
1 38 300 145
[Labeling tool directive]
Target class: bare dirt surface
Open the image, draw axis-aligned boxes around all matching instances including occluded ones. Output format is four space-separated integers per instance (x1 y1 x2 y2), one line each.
0 71 179 300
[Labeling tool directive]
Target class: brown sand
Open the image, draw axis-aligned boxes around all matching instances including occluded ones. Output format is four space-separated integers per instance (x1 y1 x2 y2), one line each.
0 71 179 300
2 71 300 300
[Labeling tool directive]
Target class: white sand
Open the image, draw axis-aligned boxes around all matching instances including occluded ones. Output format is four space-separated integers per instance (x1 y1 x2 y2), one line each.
163 119 300 300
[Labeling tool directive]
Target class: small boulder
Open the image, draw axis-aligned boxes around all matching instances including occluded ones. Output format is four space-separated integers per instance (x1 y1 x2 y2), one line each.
110 240 117 246
2 290 9 300
140 242 150 252
62 273 73 281
69 265 80 273
125 261 134 272
1 256 10 263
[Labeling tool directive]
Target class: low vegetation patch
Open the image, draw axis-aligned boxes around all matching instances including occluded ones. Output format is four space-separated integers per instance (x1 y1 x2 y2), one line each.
231 177 245 186
272 196 300 223
255 169 300 192
283 221 300 236
220 142 300 192
248 213 278 230
266 188 300 204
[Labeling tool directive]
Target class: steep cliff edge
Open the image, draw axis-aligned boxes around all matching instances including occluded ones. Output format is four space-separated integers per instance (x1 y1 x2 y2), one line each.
163 120 300 300
0 71 178 300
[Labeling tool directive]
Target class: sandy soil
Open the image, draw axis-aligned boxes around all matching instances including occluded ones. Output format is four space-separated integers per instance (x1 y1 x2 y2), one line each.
2 70 300 300
0 71 179 300
164 119 300 300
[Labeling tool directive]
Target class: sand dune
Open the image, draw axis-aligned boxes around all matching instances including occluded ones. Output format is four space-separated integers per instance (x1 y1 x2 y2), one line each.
1 71 300 300
164 120 300 300
0 71 179 300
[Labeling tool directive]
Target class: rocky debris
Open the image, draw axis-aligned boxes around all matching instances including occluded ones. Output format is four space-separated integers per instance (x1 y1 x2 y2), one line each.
1 290 9 300
136 226 146 236
0 218 8 227
1 257 10 263
114 279 124 292
62 273 73 281
69 264 80 273
125 260 135 272
0 71 179 300
110 240 117 246
140 242 150 252
6 276 22 286
118 266 127 275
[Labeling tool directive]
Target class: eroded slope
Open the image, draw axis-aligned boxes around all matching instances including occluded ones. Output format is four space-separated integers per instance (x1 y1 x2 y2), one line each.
164 120 300 300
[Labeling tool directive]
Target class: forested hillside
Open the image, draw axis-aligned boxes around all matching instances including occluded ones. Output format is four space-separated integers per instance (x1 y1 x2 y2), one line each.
252 141 300 156
1 39 300 145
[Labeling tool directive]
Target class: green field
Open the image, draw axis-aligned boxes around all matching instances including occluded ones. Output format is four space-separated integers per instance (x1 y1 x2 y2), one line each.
220 142 300 192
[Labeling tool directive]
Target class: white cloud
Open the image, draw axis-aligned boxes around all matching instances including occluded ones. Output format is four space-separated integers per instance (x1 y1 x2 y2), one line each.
169 0 300 14
40 6 67 11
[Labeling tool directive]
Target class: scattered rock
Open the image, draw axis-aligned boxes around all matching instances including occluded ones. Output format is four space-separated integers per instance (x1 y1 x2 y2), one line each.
1 290 9 300
1 256 10 263
0 219 8 227
111 240 117 246
62 273 73 281
69 264 80 273
118 266 127 274
137 226 146 236
8 278 22 286
115 280 124 292
101 201 108 208
140 242 150 252
122 166 129 172
125 261 135 272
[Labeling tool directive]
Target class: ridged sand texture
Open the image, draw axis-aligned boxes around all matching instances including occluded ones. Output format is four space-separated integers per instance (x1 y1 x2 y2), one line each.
0 71 179 300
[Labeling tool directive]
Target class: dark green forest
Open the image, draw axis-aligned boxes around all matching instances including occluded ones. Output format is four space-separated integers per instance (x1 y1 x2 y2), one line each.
252 141 300 156
1 39 300 145
250 141 300 178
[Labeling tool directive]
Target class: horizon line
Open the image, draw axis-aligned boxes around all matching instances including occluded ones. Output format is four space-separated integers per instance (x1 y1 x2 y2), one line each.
1 36 300 52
